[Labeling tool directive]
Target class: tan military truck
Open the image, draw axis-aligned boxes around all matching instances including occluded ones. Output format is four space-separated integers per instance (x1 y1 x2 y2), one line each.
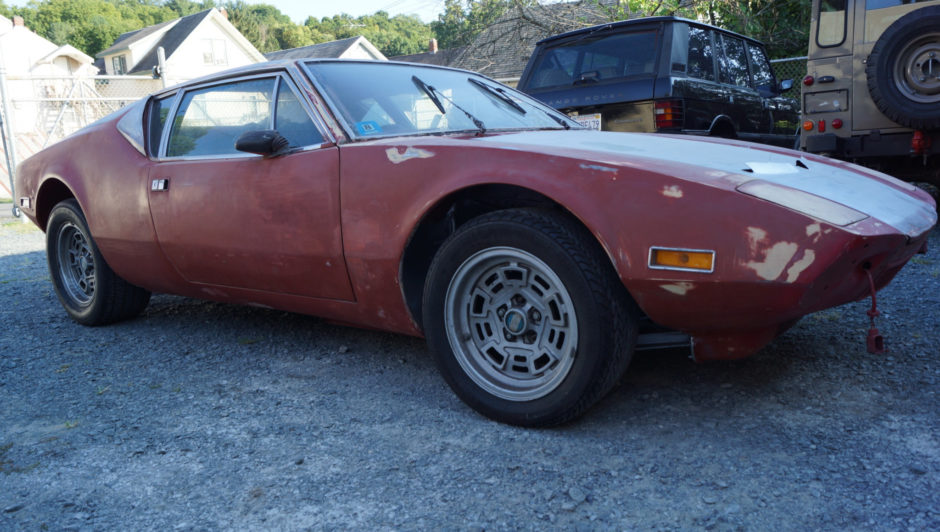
802 0 939 185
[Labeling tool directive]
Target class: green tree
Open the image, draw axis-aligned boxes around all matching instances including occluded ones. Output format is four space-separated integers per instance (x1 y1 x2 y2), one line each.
432 0 517 49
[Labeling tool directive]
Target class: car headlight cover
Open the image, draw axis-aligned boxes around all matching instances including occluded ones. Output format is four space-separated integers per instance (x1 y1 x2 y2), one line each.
737 180 868 226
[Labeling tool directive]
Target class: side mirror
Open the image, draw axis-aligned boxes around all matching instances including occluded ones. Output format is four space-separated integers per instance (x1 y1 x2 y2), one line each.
779 79 794 92
235 130 291 157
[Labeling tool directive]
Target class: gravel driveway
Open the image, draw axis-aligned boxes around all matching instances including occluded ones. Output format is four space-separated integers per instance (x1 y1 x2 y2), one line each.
2 215 938 530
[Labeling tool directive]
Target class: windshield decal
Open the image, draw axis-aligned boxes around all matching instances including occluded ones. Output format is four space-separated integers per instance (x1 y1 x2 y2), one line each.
356 121 383 135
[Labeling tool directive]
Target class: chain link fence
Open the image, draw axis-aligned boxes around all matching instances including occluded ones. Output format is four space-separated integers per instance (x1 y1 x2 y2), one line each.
1 74 162 199
771 56 807 111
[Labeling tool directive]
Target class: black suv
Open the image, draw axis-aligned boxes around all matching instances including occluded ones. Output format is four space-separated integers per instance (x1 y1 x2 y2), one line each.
518 17 799 148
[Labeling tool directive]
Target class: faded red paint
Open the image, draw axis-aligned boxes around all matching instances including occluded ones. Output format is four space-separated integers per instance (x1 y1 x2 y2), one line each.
13 60 937 361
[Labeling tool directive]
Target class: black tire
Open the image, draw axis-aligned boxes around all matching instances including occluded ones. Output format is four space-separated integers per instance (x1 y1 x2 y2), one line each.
422 209 637 427
46 199 151 325
866 6 940 129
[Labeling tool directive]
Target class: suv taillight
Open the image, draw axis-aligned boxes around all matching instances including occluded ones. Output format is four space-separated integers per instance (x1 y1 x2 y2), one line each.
654 99 683 129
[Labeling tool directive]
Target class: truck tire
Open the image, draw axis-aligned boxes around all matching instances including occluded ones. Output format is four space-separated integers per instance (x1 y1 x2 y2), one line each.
866 6 940 130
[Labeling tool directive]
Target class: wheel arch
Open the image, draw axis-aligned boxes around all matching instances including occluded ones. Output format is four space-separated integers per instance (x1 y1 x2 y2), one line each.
35 177 78 231
708 115 738 138
399 183 629 332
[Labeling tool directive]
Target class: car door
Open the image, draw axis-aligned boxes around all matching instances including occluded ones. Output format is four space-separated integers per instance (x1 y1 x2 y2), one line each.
147 74 354 301
747 42 800 146
716 33 767 139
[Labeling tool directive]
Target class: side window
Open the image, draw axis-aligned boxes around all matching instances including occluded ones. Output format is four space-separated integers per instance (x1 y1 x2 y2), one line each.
686 27 716 81
147 95 175 157
274 83 324 147
747 43 775 91
817 0 847 47
718 35 750 87
166 78 275 158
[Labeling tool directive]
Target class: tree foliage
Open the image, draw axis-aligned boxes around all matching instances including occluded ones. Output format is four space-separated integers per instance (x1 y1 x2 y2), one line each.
305 11 431 57
4 0 810 62
591 0 810 58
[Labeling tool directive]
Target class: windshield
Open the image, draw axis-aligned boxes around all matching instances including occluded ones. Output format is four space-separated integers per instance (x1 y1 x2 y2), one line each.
304 61 576 139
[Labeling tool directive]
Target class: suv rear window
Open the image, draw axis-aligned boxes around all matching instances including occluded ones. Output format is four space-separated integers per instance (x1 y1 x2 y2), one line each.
526 30 660 89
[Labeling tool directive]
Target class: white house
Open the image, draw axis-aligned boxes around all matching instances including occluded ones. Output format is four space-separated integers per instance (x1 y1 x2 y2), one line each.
95 8 264 84
0 15 99 198
264 36 387 62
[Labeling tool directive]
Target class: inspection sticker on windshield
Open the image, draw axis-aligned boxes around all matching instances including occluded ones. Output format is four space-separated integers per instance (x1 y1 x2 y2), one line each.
571 113 602 130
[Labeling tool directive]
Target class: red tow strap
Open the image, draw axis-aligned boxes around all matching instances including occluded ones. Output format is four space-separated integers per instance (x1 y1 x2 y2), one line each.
865 269 885 354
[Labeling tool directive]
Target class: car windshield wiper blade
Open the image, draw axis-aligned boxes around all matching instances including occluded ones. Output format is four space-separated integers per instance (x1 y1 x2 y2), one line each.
468 78 526 115
411 75 446 115
411 75 486 135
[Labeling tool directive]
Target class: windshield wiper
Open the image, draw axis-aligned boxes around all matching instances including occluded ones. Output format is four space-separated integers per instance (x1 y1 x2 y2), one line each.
411 75 446 115
468 78 526 115
545 111 572 130
411 75 486 135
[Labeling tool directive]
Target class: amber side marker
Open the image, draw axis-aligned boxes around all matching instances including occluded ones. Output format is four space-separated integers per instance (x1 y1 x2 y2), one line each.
648 247 715 273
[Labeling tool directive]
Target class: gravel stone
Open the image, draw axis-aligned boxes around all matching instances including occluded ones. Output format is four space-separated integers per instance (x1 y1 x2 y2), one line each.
1 217 939 530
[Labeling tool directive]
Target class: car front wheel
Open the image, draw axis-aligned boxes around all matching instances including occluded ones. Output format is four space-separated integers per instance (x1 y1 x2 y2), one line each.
423 209 637 426
46 199 151 325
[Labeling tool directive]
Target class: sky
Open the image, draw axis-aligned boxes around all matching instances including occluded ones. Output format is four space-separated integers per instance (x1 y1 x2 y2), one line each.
270 0 448 24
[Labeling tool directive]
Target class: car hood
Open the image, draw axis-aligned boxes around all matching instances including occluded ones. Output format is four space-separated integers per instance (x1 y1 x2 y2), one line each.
476 130 937 237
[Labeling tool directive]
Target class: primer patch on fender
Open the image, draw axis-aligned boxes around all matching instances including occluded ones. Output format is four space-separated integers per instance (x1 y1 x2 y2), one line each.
786 249 816 283
579 163 618 174
661 282 694 295
386 147 434 164
662 185 683 199
746 241 798 281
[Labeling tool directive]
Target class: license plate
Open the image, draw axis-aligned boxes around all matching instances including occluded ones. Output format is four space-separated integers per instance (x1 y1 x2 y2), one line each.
572 113 602 130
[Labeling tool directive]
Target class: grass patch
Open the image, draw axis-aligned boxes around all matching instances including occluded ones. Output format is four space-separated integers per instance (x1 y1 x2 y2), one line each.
911 256 934 266
0 219 39 233
812 309 843 322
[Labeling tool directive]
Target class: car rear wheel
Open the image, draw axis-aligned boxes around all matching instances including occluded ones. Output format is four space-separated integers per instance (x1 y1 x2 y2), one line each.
866 6 940 129
47 199 151 325
422 209 637 426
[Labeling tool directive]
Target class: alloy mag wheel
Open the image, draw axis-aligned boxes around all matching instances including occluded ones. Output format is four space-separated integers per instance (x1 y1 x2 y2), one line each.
444 246 578 401
55 220 96 306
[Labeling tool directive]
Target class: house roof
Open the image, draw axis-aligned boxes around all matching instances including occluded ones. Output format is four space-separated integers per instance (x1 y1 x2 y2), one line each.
96 18 178 57
126 9 216 73
450 1 609 80
390 46 467 67
264 36 386 61
36 44 94 66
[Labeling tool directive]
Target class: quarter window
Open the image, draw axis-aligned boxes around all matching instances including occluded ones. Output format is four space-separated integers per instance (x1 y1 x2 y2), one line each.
719 35 750 87
166 78 275 158
148 95 175 156
686 27 716 81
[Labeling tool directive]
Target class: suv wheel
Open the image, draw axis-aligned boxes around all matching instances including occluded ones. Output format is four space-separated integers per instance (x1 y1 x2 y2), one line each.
866 6 940 129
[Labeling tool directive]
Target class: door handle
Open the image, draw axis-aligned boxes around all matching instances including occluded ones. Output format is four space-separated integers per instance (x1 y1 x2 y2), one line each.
151 179 169 191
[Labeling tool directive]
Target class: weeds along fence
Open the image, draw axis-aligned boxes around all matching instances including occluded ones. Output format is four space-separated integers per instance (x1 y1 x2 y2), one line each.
0 74 162 199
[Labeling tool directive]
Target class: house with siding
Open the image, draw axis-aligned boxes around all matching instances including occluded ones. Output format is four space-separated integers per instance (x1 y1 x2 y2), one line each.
95 8 264 84
0 15 98 198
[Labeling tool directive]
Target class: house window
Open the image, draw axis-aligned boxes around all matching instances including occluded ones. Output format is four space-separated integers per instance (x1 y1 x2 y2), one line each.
203 39 228 66
112 55 127 75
